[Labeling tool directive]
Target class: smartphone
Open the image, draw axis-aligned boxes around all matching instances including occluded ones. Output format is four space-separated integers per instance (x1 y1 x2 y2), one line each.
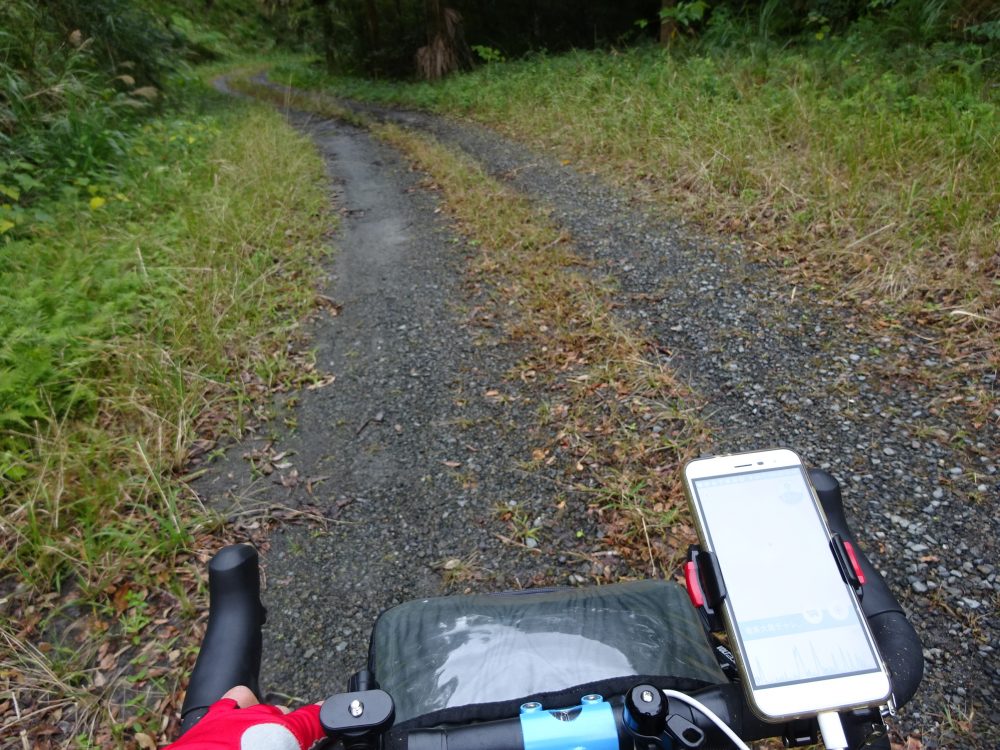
683 448 891 720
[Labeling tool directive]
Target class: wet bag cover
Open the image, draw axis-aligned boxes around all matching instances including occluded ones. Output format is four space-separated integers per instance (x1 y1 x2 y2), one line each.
369 580 725 728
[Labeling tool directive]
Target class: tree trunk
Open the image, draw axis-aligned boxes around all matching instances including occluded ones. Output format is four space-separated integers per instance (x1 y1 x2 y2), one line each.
660 0 678 47
312 0 336 72
364 0 380 51
415 0 470 81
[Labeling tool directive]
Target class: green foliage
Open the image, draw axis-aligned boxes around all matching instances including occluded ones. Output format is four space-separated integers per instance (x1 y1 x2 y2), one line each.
44 0 175 85
0 0 174 230
0 88 329 582
682 0 1000 50
967 19 1000 41
472 45 507 64
807 11 833 40
142 0 274 58
0 0 275 233
166 13 237 60
660 1 710 30
0 117 202 454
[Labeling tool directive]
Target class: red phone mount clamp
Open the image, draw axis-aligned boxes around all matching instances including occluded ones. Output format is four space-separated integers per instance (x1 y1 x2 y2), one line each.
684 546 727 633
830 532 866 600
685 533 865 631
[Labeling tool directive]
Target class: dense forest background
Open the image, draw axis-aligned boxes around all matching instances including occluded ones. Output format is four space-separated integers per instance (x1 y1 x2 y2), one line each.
264 0 1000 77
3 0 997 213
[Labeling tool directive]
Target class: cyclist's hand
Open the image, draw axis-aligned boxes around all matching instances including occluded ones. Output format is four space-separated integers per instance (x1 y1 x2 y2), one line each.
167 686 325 750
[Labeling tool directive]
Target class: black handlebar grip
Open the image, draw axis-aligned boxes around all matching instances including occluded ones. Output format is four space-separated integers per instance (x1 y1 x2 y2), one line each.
179 544 267 734
809 469 924 707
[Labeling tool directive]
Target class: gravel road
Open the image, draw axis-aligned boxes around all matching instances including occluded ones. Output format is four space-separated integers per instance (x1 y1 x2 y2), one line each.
199 84 998 748
194 107 605 694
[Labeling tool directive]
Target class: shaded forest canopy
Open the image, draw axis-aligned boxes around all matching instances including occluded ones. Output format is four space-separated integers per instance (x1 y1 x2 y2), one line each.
263 0 1000 78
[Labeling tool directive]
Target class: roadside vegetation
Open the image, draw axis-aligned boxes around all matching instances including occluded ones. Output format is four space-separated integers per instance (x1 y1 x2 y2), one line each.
0 94 331 746
1 2 331 746
273 13 999 418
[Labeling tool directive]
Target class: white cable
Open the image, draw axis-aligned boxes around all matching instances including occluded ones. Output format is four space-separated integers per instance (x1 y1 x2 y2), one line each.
817 711 848 750
661 689 751 750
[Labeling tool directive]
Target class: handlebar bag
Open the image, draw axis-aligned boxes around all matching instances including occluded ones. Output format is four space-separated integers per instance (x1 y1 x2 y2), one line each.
368 580 725 729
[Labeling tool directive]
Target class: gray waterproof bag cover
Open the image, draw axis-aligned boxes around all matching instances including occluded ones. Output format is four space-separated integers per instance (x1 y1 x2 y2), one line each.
368 580 726 729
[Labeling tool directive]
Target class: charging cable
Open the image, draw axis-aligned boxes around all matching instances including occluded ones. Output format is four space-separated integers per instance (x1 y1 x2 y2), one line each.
661 690 850 750
661 690 751 750
817 711 849 750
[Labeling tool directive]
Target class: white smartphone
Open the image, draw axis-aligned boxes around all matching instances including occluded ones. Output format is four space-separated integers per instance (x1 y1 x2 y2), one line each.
683 448 891 721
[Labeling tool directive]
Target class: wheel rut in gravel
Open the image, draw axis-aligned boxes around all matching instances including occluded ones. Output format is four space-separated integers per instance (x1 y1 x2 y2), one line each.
201 81 998 748
194 108 604 702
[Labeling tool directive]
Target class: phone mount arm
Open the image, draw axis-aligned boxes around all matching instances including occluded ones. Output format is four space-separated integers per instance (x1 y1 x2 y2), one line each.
683 548 726 633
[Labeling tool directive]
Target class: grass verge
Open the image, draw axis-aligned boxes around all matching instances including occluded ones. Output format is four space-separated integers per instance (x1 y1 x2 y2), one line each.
274 44 1000 419
0 89 331 747
230 73 708 576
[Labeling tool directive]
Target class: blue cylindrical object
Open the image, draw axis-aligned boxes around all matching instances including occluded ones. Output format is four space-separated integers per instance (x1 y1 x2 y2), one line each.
519 695 619 750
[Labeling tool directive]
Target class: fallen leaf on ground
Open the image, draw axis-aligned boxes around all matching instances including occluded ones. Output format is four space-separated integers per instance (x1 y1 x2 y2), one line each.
306 374 336 390
316 295 342 314
305 475 330 495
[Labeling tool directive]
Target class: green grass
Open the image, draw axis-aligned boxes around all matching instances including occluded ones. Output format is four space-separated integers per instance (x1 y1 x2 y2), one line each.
273 39 999 401
1 86 331 745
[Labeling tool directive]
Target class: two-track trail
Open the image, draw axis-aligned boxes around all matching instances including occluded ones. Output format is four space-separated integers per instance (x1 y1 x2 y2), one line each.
194 103 607 697
201 80 999 748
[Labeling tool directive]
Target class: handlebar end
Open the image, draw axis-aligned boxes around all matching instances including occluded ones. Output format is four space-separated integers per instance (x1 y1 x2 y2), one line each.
179 544 266 735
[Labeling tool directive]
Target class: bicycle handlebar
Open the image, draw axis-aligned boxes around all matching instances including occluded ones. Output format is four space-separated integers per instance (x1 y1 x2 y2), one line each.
809 469 923 707
179 544 266 734
403 687 773 750
404 684 884 750
178 469 923 749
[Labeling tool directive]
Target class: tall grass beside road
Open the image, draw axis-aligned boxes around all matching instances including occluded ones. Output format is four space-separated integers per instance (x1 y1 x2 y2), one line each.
276 39 999 412
0 95 330 746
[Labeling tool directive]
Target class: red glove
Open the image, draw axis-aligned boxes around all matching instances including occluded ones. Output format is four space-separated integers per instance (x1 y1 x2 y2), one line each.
167 697 326 750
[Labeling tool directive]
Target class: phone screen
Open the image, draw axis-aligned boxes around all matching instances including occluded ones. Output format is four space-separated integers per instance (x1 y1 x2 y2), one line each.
692 466 881 689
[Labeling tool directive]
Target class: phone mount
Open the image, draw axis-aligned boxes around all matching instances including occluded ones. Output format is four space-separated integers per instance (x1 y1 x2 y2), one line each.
830 532 866 598
682 529 868 634
682 471 892 750
683 547 726 634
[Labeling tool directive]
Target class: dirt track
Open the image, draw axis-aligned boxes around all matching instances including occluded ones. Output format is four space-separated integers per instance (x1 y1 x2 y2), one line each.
200 80 999 748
